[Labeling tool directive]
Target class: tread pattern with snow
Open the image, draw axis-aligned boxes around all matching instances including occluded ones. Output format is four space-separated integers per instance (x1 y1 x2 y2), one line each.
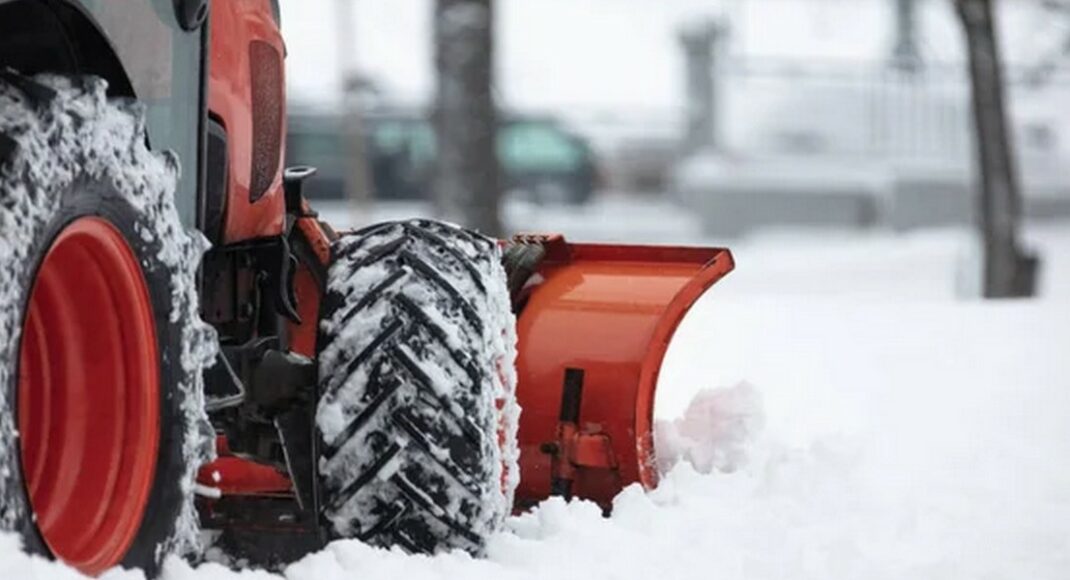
316 219 518 555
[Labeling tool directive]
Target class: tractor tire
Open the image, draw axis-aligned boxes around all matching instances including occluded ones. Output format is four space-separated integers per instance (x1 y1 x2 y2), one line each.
0 74 215 576
317 219 519 555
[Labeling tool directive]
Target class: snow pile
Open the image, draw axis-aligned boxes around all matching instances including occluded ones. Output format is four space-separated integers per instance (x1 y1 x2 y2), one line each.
655 383 764 475
0 535 104 580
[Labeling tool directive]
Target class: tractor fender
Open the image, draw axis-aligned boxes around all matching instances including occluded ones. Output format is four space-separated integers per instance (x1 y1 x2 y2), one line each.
0 0 136 98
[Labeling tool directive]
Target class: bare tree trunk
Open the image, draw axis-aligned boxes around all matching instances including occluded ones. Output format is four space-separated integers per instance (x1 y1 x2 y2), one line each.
679 20 725 155
433 0 502 237
955 0 1038 298
341 86 373 223
336 0 373 225
891 0 922 73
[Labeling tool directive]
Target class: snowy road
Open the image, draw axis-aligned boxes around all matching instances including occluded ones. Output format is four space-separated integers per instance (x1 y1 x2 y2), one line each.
4 203 1070 579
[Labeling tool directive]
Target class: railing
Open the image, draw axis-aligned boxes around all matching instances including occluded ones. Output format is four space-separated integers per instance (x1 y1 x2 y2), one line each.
714 57 1070 163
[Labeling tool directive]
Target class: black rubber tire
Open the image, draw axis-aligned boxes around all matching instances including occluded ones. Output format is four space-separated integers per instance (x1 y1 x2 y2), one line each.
316 219 518 555
0 74 215 576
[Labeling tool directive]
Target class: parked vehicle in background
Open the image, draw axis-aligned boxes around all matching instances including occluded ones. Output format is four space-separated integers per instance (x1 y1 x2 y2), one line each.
287 108 599 204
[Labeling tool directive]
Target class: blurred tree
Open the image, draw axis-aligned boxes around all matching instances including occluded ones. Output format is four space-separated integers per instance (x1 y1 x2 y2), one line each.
336 0 373 223
955 0 1039 298
433 0 502 236
891 0 922 72
679 20 727 155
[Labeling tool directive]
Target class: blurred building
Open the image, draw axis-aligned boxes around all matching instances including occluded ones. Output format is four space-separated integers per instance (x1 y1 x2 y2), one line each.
673 62 1070 236
671 0 1070 237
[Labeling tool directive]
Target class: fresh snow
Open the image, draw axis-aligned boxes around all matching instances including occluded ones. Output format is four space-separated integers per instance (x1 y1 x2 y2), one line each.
3 201 1070 578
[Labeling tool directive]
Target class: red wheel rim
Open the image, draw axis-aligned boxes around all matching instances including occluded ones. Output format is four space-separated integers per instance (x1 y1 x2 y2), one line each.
17 217 160 576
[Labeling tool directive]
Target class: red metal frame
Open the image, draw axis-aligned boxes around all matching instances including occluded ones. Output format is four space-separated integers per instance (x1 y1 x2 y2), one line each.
514 236 734 507
287 207 332 357
198 437 292 496
208 0 287 244
197 212 331 498
18 217 161 576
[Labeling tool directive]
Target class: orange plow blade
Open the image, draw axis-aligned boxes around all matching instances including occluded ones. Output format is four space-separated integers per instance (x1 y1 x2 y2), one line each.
513 236 734 509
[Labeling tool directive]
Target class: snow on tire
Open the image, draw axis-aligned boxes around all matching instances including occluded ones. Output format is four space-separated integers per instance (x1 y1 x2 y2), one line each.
0 74 215 575
317 219 519 555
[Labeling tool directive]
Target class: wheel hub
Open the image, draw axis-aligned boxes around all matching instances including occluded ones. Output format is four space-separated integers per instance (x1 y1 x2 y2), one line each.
17 216 160 575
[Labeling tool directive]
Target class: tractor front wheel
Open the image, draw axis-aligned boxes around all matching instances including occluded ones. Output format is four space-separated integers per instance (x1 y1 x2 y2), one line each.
316 219 519 555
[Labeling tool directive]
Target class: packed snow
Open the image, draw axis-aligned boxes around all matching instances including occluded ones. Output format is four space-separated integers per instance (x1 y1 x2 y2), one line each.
3 200 1070 578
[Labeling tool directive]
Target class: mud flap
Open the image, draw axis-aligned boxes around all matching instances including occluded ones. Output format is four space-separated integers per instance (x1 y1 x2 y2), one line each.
513 235 734 509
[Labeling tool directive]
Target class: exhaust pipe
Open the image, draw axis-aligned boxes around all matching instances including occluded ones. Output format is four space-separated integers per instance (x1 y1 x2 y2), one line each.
512 235 734 509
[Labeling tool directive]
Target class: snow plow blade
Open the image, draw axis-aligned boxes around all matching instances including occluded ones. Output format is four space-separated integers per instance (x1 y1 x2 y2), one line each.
512 235 734 509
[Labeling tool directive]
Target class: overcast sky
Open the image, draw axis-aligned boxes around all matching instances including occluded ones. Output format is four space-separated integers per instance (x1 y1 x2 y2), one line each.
280 0 1069 115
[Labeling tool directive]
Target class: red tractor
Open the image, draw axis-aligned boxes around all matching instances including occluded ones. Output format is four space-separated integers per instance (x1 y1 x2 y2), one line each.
0 1 733 576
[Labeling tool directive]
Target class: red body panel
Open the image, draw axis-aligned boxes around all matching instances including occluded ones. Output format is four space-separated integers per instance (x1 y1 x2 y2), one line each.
208 0 286 243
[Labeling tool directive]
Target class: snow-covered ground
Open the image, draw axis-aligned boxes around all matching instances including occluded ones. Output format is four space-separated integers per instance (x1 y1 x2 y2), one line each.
5 199 1070 579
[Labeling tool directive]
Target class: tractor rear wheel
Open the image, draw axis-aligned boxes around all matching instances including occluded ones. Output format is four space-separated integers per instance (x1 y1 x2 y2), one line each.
0 74 214 576
317 219 519 555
